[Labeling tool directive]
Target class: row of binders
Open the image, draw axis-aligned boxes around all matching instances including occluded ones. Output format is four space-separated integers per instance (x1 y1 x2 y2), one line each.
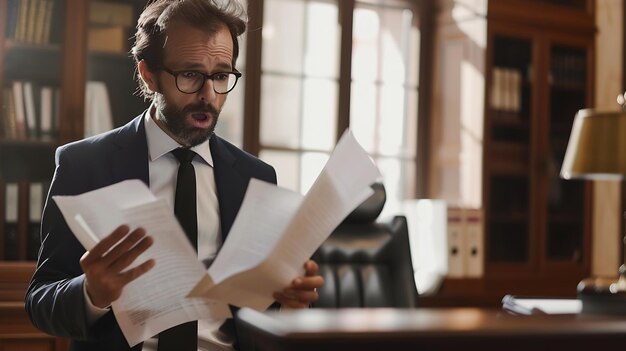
5 0 60 45
1 181 48 261
2 81 61 140
2 80 114 140
446 208 483 278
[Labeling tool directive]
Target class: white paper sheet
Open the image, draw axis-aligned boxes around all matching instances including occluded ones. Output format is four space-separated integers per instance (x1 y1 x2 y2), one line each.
53 180 231 347
502 295 582 315
188 130 381 310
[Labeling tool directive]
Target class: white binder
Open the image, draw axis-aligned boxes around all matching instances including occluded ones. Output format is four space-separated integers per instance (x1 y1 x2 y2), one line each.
464 209 484 277
447 207 465 278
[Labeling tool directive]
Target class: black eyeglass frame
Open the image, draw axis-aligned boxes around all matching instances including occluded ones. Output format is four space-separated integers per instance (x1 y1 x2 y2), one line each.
161 67 242 94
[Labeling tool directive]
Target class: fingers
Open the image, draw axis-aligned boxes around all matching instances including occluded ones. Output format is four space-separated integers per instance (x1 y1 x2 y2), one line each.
274 293 311 309
291 275 324 290
304 259 319 277
81 226 152 272
118 258 156 286
107 232 153 273
273 289 316 309
79 225 155 308
81 225 131 266
274 260 325 309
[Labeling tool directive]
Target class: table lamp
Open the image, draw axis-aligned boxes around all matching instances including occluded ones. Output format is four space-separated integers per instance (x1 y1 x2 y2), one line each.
561 108 626 314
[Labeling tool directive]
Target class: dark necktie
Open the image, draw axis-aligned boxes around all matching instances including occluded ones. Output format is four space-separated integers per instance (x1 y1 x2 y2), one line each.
158 148 198 351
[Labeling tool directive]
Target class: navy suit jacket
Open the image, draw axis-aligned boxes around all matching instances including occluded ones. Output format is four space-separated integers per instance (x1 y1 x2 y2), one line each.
24 113 277 351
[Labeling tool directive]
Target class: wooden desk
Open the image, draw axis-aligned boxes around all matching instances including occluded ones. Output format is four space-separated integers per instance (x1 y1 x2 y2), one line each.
236 308 626 351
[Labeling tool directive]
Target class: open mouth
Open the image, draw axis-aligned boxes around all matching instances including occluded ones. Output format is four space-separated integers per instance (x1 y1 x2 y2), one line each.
191 113 209 121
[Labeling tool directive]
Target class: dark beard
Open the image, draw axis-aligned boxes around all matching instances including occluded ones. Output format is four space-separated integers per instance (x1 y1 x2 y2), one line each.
154 93 220 146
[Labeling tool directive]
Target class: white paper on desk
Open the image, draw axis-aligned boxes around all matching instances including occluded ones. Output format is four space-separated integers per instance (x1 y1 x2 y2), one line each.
502 294 582 315
188 130 382 310
53 180 231 347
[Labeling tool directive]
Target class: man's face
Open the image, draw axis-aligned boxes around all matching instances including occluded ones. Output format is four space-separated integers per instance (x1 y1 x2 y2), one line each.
151 21 234 146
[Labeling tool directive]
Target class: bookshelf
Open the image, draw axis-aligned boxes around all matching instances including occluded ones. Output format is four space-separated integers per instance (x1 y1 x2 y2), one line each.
0 0 147 349
427 0 595 305
484 7 594 280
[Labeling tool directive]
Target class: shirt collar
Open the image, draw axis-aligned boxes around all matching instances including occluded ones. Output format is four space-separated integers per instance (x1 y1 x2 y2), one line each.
144 104 214 167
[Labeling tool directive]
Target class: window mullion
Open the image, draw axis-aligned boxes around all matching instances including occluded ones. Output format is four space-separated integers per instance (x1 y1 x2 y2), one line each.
336 0 355 142
243 0 264 155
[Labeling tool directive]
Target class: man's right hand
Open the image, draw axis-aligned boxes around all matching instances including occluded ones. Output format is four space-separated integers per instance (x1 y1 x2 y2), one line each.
79 225 155 308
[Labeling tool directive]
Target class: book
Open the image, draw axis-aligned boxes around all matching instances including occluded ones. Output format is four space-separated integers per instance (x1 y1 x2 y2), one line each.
48 0 63 44
5 0 20 40
27 182 45 260
39 86 54 140
41 0 55 44
446 207 465 278
51 87 61 138
22 81 39 138
15 0 30 42
2 88 17 139
12 81 27 139
32 0 49 44
88 26 127 53
4 183 19 260
491 67 502 110
89 1 134 27
84 81 114 137
25 0 39 43
463 209 483 278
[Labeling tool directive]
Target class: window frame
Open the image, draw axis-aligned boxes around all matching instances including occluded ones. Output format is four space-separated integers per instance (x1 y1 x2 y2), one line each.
242 0 433 198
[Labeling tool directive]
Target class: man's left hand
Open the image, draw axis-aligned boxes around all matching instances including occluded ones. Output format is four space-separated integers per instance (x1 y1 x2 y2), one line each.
273 260 324 309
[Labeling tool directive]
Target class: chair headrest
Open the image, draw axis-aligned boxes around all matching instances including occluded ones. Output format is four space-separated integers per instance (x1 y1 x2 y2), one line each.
343 183 386 223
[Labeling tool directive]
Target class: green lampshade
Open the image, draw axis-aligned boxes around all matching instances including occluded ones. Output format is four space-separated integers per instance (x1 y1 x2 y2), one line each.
561 109 626 181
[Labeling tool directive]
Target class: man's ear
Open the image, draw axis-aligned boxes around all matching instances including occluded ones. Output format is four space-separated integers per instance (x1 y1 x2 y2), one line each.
138 60 159 93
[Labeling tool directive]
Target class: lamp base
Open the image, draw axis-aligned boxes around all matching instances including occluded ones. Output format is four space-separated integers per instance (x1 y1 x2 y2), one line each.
577 266 626 314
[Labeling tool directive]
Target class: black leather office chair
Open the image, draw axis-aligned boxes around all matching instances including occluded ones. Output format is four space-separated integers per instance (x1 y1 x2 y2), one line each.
311 183 418 308
235 184 419 351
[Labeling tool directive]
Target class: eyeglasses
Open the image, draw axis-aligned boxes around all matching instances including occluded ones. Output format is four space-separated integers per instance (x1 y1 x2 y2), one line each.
162 67 242 94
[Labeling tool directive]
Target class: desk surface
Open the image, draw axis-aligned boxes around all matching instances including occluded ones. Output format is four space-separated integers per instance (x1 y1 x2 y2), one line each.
236 308 626 351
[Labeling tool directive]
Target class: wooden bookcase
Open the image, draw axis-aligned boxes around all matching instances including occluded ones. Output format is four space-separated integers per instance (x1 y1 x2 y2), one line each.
426 0 595 306
484 15 594 279
0 0 147 349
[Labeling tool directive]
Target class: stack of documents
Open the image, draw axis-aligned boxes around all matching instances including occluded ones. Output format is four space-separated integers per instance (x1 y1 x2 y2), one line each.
54 130 381 346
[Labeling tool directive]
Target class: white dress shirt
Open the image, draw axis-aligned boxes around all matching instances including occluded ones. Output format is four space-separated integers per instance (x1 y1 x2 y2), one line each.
84 107 234 351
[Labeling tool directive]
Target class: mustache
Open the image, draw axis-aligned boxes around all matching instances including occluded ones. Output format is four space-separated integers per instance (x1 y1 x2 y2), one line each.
181 103 220 118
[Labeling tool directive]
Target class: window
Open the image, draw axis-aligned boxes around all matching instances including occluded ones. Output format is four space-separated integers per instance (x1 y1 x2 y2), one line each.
259 0 340 191
350 2 420 211
238 0 427 211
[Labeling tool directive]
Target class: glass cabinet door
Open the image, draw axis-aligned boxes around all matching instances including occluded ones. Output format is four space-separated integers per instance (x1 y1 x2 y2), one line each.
545 43 588 264
486 35 533 264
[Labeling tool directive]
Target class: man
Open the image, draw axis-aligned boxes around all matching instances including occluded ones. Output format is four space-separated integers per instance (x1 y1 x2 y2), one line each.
24 1 323 350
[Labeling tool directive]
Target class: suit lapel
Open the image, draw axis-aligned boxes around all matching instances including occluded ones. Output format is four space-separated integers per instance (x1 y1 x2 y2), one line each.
210 136 247 240
110 114 150 186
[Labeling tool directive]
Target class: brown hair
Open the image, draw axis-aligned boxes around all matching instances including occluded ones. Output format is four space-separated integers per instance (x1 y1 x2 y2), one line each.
131 0 247 100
